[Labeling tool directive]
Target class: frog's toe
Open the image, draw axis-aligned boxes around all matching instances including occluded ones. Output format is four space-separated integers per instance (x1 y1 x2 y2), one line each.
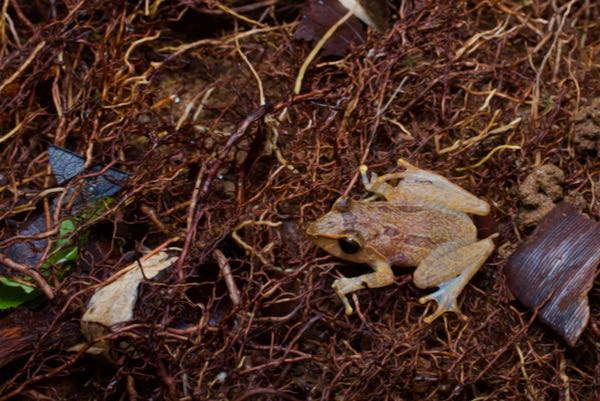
332 279 357 315
359 165 371 188
396 158 417 170
421 305 445 324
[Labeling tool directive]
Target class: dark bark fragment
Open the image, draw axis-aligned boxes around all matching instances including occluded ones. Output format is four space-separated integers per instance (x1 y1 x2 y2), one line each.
506 202 600 346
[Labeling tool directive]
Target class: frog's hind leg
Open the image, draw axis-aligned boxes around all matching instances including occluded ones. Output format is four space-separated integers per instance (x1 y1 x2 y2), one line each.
332 261 395 315
396 159 491 216
359 164 406 198
413 236 497 323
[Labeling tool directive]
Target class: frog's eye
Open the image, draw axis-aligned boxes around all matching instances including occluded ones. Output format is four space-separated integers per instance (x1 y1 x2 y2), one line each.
338 236 361 254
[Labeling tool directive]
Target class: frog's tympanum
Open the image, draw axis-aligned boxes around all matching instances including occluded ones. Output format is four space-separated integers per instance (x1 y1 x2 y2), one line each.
307 159 497 323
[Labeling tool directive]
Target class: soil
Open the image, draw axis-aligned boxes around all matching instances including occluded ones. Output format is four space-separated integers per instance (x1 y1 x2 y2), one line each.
516 164 565 229
0 1 599 400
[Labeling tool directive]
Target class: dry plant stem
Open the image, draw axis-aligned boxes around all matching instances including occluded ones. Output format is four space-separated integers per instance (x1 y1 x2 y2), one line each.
437 109 502 154
176 105 268 279
0 110 44 144
124 31 161 73
456 145 522 171
472 304 543 384
293 9 354 95
126 375 138 401
232 219 282 266
0 0 11 49
515 345 537 400
0 253 54 299
233 387 302 401
202 105 269 196
235 33 265 105
0 40 45 95
159 24 294 64
7 0 34 33
198 0 276 15
216 2 266 28
531 1 575 120
176 162 206 281
214 249 241 306
0 343 95 401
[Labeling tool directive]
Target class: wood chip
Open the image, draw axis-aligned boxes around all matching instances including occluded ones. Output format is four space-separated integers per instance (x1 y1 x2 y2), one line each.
505 202 600 346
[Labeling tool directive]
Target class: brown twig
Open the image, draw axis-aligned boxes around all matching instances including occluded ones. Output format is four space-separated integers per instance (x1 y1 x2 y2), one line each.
0 253 53 299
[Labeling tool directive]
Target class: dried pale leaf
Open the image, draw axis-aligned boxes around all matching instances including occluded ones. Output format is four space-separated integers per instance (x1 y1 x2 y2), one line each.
505 202 600 346
294 0 365 57
81 251 177 343
338 0 390 32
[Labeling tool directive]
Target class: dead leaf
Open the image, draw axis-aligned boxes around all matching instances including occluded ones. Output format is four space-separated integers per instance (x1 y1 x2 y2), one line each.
294 0 366 57
79 251 177 355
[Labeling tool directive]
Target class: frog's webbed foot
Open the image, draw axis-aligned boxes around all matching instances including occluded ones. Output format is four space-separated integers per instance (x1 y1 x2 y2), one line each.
418 276 468 323
332 261 395 315
414 236 497 323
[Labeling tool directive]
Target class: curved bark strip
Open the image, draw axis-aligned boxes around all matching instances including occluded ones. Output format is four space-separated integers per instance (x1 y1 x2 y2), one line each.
506 202 600 346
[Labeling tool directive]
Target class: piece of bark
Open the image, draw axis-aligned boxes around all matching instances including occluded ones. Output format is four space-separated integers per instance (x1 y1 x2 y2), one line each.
0 307 82 368
505 202 600 346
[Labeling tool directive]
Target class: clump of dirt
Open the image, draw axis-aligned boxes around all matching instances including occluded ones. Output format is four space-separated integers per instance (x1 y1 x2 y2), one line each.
572 98 600 155
517 164 565 229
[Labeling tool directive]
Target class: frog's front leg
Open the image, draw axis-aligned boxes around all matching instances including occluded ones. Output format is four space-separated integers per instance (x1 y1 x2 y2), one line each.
413 235 496 323
332 260 395 315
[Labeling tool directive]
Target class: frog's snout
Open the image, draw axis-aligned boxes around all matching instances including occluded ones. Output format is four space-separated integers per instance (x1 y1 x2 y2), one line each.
305 220 319 237
305 211 342 239
306 215 330 239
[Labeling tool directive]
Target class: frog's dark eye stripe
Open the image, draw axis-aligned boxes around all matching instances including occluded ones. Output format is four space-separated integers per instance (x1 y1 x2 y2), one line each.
338 237 361 254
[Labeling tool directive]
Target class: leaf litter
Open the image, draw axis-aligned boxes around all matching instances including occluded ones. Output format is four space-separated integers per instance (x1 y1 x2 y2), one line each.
0 1 599 400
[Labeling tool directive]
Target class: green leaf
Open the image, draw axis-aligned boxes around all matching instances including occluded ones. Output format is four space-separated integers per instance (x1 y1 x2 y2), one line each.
48 246 79 265
48 219 79 265
0 277 39 310
0 197 115 310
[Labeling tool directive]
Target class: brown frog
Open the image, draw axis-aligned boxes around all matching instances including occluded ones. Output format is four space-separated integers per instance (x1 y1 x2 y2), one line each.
307 159 497 323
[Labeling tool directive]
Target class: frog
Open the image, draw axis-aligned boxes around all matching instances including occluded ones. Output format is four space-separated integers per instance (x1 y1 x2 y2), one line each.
306 159 497 323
